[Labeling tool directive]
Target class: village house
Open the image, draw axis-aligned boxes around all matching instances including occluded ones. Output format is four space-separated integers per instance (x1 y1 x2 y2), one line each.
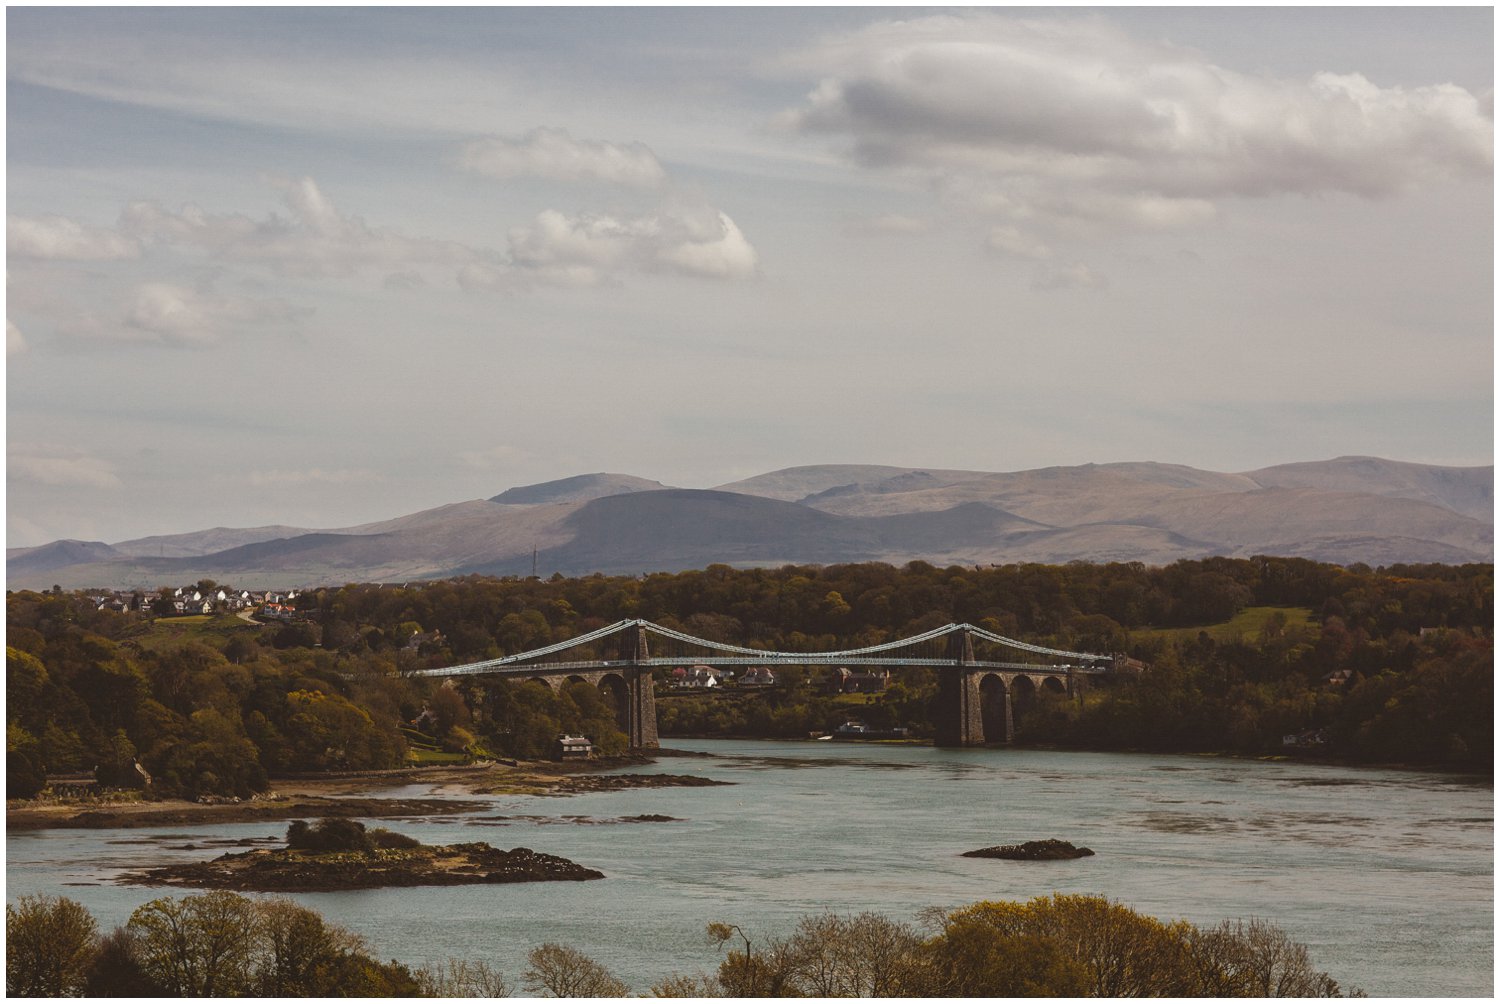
670 666 722 689
553 734 594 760
739 666 777 687
826 667 891 694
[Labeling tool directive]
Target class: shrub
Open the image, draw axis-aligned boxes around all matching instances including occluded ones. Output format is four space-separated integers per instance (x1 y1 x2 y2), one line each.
286 817 374 853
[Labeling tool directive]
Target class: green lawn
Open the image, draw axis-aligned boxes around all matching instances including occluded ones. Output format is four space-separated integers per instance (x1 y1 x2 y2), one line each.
127 613 263 652
1130 606 1320 645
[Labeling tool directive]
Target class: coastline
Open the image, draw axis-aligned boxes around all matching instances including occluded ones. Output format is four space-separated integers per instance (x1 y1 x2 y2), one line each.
6 754 683 832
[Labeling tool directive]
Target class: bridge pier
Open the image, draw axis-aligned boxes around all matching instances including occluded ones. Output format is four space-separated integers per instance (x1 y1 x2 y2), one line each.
934 629 985 748
616 623 659 749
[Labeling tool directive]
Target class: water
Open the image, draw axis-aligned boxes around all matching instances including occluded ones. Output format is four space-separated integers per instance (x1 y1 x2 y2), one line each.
7 740 1492 996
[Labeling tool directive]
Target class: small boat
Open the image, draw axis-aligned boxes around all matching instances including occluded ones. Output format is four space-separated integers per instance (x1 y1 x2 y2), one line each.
831 720 910 741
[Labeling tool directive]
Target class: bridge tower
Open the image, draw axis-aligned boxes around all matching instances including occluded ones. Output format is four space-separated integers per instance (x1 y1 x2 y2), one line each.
615 622 659 749
934 627 987 748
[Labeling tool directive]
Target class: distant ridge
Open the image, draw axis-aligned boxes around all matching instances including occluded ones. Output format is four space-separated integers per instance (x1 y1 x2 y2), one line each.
9 457 1491 590
490 473 672 505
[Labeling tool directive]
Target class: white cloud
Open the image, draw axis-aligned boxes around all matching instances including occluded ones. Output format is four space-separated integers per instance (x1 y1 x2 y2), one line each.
782 15 1494 229
9 447 122 489
120 176 480 281
121 282 304 346
7 319 27 356
501 203 759 286
458 127 668 187
8 214 140 260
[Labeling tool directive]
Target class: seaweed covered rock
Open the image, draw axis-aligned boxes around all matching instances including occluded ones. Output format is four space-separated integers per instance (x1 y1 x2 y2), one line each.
963 839 1095 860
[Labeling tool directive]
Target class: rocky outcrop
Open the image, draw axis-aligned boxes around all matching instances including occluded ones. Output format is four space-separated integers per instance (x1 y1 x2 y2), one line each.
963 839 1095 860
126 842 604 892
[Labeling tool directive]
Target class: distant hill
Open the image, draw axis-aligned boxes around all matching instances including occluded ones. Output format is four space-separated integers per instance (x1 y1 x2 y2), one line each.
7 539 123 577
490 473 672 505
1244 456 1493 521
8 457 1491 590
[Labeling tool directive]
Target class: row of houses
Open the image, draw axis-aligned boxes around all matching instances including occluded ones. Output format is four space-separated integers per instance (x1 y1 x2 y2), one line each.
667 665 779 689
85 586 301 618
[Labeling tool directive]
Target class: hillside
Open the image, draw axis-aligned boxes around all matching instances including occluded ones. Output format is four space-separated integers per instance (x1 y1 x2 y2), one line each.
8 457 1490 590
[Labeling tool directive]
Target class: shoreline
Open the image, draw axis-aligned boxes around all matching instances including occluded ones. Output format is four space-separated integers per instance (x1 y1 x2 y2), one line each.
10 740 1486 833
6 755 677 832
658 733 1492 779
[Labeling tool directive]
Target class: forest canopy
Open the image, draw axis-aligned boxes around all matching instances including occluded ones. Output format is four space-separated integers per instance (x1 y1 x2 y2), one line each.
7 557 1492 798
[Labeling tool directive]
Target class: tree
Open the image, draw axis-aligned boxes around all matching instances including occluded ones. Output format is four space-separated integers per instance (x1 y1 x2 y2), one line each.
6 895 98 996
523 943 629 997
414 957 511 997
126 891 261 996
785 911 927 996
82 927 163 997
7 723 47 799
255 898 368 996
1187 918 1350 997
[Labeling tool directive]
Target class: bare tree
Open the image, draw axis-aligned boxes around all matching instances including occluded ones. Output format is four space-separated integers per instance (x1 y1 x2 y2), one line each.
415 957 511 997
523 943 628 997
1188 918 1352 997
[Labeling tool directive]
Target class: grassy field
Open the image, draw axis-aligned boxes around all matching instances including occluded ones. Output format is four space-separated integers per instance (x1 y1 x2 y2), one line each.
125 613 265 652
1130 606 1319 645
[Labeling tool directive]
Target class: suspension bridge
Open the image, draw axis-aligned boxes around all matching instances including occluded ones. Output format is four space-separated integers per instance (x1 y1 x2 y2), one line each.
410 619 1125 748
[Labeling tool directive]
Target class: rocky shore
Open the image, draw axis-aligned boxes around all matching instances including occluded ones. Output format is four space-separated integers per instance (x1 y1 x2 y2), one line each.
124 842 605 893
8 757 729 831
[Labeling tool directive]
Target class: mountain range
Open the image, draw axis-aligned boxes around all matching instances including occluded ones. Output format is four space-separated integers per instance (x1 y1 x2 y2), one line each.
7 456 1491 591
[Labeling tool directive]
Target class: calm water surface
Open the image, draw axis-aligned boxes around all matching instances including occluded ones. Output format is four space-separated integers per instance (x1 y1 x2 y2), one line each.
7 740 1492 996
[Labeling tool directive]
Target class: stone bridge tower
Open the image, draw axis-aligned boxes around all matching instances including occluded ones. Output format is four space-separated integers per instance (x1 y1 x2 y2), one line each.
615 622 659 749
934 628 986 748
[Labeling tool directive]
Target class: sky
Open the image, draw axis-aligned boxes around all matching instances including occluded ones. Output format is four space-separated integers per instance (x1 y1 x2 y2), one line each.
6 7 1494 547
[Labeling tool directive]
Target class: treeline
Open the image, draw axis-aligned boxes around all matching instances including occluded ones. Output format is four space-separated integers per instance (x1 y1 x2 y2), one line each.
6 557 1492 797
7 890 1360 997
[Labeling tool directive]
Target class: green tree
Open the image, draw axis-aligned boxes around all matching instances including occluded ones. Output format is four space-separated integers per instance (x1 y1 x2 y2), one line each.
127 891 261 996
6 895 98 997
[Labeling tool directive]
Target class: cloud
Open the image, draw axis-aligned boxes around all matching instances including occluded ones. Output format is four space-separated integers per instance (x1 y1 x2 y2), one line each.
458 127 668 187
119 176 480 281
781 15 1494 228
121 282 307 346
7 319 27 356
481 203 759 288
8 214 141 260
9 446 122 489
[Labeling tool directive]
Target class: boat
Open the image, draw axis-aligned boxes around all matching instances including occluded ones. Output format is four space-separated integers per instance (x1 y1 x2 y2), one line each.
830 720 911 741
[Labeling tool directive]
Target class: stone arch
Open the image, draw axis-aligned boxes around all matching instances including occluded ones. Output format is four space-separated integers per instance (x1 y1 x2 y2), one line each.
1040 675 1067 696
979 672 1009 745
523 676 557 694
597 673 630 731
1010 675 1038 735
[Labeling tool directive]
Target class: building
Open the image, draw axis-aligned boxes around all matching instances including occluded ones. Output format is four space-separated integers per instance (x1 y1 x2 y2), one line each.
553 734 595 760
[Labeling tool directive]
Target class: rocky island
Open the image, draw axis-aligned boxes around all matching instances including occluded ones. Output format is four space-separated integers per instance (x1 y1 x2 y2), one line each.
963 839 1095 860
124 818 604 893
